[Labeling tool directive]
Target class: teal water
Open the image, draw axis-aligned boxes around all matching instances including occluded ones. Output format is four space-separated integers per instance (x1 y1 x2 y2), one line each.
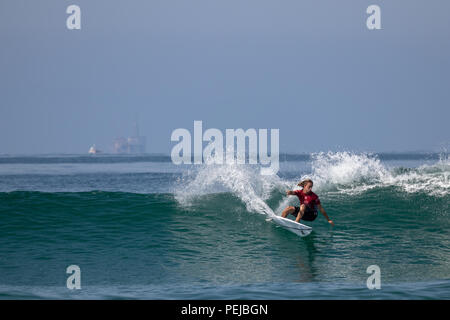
0 152 449 299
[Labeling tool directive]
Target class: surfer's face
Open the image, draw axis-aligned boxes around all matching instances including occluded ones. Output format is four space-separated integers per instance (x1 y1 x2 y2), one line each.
303 182 313 193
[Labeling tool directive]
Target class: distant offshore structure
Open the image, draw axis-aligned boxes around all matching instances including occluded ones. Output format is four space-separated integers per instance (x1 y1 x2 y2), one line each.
113 122 146 154
88 144 101 154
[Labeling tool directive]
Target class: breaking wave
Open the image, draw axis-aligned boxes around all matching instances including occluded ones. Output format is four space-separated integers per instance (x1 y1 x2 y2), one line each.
174 152 449 216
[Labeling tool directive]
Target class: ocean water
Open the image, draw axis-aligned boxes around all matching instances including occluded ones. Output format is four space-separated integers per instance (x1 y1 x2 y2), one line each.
0 152 449 299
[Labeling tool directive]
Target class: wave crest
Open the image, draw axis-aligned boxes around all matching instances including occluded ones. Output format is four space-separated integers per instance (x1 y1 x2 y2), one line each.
173 163 286 217
174 152 449 216
309 152 449 196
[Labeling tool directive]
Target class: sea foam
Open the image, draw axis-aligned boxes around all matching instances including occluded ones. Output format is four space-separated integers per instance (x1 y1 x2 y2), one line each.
174 152 449 217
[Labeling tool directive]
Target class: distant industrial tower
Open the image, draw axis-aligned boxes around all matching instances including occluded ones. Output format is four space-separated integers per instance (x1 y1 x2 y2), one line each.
113 121 146 154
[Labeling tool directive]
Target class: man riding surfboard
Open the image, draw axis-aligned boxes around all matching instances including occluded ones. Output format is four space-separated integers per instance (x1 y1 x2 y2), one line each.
282 179 334 226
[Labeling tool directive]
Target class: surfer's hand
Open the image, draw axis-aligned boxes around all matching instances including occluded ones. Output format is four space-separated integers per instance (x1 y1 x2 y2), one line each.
328 220 335 226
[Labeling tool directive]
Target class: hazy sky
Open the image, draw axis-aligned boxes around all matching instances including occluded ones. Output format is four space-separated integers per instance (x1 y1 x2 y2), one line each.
1 0 449 154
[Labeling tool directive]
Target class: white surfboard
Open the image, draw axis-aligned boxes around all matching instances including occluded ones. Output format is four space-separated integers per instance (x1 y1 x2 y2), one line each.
268 215 312 237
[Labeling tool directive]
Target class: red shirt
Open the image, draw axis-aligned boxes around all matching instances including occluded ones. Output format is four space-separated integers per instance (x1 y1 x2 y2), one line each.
294 189 321 209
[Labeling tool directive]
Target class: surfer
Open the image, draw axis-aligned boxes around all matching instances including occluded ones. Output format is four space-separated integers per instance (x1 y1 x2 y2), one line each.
282 179 334 226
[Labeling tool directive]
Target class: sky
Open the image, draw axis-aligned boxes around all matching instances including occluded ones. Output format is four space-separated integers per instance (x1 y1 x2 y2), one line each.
0 0 449 154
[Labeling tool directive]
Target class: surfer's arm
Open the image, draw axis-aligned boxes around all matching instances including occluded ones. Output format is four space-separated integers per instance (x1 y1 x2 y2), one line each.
317 204 334 226
286 190 297 196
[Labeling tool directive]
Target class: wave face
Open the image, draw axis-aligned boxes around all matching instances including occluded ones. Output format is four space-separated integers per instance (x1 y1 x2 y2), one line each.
0 152 449 299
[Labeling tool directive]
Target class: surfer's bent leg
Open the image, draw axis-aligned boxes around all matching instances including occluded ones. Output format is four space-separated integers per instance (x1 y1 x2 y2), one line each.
295 205 306 222
281 206 295 218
